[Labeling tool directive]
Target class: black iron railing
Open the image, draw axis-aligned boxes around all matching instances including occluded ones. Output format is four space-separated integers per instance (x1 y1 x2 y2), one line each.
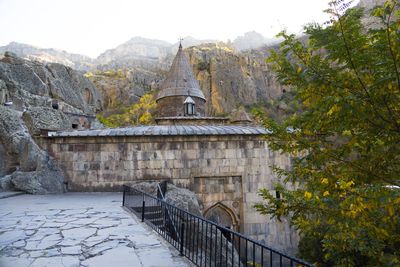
122 185 313 267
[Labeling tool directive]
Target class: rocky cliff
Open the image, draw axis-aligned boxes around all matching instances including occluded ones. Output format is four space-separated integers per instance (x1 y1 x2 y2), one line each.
0 52 103 193
186 43 285 115
86 68 163 115
0 52 102 115
90 43 286 118
0 106 65 194
232 31 278 51
95 36 218 71
1 37 285 118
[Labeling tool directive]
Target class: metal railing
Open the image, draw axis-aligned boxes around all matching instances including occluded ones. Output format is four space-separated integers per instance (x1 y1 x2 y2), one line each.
122 185 313 267
157 180 168 199
156 181 179 241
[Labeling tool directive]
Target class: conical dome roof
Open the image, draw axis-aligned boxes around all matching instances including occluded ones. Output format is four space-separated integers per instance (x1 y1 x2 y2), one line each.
156 44 206 101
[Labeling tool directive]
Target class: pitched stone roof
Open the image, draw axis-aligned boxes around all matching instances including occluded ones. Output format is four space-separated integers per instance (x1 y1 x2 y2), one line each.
156 44 206 101
47 125 270 137
230 108 252 123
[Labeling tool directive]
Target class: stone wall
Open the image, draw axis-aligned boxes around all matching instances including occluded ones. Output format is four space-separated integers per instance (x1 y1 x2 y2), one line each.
40 134 298 254
156 96 206 117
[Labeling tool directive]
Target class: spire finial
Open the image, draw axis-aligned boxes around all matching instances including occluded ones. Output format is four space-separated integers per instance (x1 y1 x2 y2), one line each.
178 37 184 49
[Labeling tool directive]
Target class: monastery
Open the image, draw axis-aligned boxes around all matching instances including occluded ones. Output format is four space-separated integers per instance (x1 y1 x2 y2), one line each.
40 43 298 254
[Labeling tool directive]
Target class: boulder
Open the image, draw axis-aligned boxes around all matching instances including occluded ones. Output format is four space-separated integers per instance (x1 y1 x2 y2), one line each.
11 169 64 194
164 183 202 216
22 107 71 135
0 175 14 191
0 105 65 194
130 181 202 215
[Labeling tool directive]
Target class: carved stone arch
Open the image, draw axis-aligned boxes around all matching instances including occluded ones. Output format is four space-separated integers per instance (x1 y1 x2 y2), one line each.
204 202 239 231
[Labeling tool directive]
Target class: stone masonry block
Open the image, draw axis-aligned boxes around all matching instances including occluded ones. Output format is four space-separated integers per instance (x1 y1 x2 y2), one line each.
182 150 198 160
161 150 175 160
225 149 236 159
215 149 225 159
73 162 89 171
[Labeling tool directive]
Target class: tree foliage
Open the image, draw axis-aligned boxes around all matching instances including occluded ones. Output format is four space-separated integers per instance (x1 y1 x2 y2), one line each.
254 1 400 265
97 93 157 127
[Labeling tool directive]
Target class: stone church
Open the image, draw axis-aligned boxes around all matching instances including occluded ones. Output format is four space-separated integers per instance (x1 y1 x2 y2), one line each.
41 43 298 254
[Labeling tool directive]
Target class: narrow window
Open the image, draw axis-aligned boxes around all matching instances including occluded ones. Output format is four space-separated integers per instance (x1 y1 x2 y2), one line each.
184 96 195 116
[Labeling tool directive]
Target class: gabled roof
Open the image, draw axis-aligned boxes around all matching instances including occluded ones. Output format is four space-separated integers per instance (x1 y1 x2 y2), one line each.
184 96 195 104
156 44 206 101
230 108 252 123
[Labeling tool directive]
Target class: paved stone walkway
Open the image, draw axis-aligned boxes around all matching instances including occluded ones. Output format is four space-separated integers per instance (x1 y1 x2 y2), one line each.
0 193 190 267
0 191 25 199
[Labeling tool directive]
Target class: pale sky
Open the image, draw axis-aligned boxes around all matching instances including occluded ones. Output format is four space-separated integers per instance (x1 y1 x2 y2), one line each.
0 0 359 58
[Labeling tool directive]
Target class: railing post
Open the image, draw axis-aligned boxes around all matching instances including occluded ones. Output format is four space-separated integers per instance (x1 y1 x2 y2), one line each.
122 186 126 207
179 222 185 256
141 199 145 222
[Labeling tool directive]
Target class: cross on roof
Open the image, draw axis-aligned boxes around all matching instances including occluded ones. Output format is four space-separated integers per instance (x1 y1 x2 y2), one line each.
178 37 184 48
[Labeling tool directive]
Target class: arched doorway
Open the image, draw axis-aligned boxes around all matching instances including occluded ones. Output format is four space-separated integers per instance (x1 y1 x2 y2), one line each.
204 202 239 241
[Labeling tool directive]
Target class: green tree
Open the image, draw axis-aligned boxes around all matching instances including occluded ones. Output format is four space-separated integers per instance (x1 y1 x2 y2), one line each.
254 1 400 266
97 93 157 127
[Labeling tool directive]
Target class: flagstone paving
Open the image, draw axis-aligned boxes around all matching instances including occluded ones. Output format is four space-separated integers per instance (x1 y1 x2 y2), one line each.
0 192 190 267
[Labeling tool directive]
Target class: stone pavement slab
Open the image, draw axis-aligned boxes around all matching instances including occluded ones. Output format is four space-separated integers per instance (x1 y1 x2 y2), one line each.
0 192 191 267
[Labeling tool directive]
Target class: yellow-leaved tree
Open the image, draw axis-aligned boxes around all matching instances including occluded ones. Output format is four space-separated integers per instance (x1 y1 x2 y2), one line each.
97 93 157 127
254 1 400 266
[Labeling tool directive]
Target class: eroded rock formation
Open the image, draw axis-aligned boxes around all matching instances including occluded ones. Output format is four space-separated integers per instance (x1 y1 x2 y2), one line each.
0 106 65 193
87 69 162 114
0 53 104 193
186 43 284 116
0 52 102 115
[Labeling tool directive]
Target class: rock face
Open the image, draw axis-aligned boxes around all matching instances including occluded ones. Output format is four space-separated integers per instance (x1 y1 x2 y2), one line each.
0 53 104 194
0 52 101 114
186 43 284 115
0 106 65 193
0 52 102 131
86 69 162 114
357 0 397 29
22 107 71 136
357 0 386 9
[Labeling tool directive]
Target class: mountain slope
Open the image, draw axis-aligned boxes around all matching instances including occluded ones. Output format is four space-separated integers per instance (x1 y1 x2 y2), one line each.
0 42 94 71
